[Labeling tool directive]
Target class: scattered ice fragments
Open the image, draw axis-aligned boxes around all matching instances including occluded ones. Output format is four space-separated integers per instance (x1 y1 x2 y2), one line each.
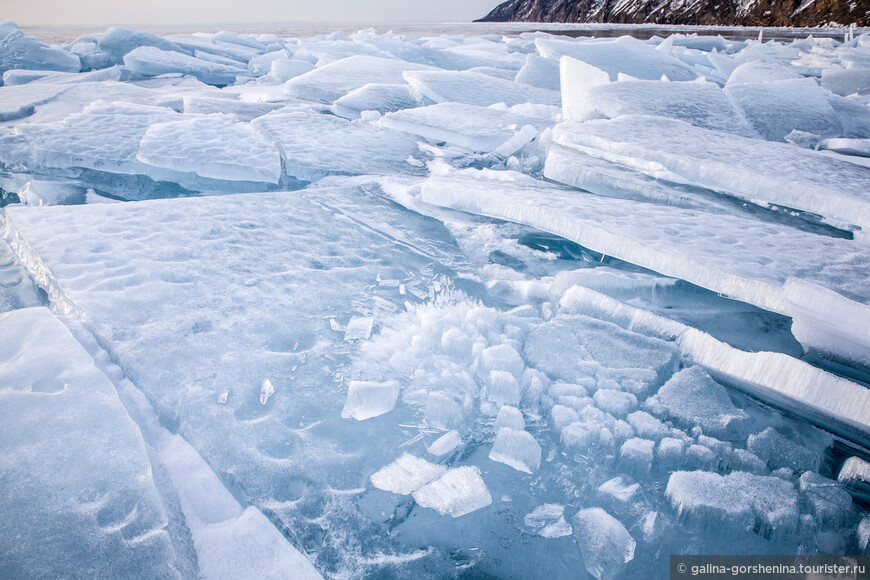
489 427 542 473
524 504 572 538
411 466 492 518
369 453 447 495
573 507 636 580
342 380 400 420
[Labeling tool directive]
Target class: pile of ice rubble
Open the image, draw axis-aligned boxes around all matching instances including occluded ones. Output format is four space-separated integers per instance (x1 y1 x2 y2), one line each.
2 18 870 579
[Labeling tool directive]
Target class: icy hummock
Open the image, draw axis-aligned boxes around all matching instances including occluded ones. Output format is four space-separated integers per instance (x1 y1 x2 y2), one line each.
404 69 561 107
537 36 696 81
0 21 80 75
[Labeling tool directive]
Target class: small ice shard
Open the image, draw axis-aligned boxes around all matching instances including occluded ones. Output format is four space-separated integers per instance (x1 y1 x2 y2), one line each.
341 380 400 420
598 476 640 503
412 466 492 517
259 379 274 405
344 316 374 341
494 405 524 431
524 504 572 538
427 430 462 456
369 453 447 495
217 389 229 405
573 507 636 580
489 427 541 474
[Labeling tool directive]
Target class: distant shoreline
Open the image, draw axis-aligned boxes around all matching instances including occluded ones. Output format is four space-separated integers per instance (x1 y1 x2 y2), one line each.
22 21 866 44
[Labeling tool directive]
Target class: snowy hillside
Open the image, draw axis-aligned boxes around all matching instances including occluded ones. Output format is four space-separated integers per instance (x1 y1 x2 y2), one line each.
1 18 870 579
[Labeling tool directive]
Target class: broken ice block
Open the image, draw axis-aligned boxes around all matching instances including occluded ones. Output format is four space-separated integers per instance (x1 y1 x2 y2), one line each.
572 507 636 580
341 380 400 420
369 453 447 495
619 437 655 475
412 466 492 517
259 379 275 405
489 427 541 474
645 366 748 441
747 427 820 473
124 46 244 86
666 470 799 540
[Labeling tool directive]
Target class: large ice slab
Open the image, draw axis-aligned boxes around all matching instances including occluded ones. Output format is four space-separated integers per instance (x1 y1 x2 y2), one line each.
124 46 244 86
285 55 438 103
420 167 870 365
98 27 190 64
0 307 179 577
381 102 547 154
552 115 870 231
252 111 421 180
536 36 696 81
331 83 419 119
724 78 843 141
403 69 560 107
137 114 282 183
0 83 70 121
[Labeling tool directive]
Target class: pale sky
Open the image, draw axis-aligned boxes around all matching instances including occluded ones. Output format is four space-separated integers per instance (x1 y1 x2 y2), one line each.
2 0 502 27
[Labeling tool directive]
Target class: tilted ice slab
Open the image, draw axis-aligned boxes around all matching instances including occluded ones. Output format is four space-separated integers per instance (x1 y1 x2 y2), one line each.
559 57 754 136
123 46 244 86
181 95 282 121
381 102 547 154
137 114 282 183
552 115 870 232
4 180 472 574
0 307 180 577
535 36 696 82
560 285 870 446
404 69 560 108
0 21 80 75
420 167 870 368
724 78 843 142
252 111 422 180
331 83 420 119
0 82 71 121
98 27 190 64
285 55 439 103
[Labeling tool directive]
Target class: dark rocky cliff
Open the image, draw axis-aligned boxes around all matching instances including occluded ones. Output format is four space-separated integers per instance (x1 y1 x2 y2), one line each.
477 0 869 27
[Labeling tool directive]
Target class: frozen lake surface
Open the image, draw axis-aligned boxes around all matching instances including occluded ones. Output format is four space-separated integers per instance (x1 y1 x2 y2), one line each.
1 18 870 579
